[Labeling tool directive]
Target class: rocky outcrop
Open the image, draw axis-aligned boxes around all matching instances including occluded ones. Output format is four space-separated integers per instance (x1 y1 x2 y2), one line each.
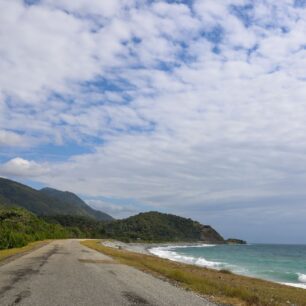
199 225 225 243
226 238 247 244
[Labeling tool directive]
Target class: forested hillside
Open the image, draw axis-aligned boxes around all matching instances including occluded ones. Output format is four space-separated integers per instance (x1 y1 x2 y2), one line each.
44 212 225 243
104 211 225 243
0 178 112 220
0 178 226 249
40 187 113 221
43 215 105 238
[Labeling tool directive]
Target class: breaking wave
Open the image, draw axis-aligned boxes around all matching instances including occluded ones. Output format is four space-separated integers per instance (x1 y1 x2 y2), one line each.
149 245 306 290
149 245 222 268
298 273 306 283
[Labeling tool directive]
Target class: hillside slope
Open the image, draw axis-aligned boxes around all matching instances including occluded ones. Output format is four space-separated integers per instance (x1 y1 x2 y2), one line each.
0 178 225 244
43 211 225 243
40 187 113 221
104 211 225 243
0 177 113 221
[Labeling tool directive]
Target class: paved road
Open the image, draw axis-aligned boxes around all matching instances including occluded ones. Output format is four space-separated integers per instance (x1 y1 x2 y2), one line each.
0 240 215 306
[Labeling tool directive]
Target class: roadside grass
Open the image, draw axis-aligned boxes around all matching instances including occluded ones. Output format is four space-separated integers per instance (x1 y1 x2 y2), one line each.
82 240 306 306
0 240 49 263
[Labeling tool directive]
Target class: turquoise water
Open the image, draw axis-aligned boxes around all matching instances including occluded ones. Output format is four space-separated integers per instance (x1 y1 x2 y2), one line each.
149 244 306 288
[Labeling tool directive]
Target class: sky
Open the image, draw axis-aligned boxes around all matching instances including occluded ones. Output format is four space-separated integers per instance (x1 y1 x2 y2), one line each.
1 0 306 243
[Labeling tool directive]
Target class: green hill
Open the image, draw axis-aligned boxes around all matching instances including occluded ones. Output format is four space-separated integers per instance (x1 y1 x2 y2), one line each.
43 211 225 243
0 207 69 249
0 178 226 246
0 177 113 221
103 211 225 243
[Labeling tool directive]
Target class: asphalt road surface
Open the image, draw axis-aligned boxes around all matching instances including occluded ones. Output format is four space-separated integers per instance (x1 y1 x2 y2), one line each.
0 240 216 306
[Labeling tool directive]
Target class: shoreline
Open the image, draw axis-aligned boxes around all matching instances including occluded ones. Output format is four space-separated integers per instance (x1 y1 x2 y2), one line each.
87 240 306 305
101 240 306 290
101 240 213 255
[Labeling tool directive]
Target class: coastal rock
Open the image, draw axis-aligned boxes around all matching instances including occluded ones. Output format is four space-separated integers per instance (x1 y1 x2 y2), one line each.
199 225 225 243
226 238 247 245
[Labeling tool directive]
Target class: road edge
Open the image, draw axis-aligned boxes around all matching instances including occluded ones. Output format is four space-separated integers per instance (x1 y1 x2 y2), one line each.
0 240 52 267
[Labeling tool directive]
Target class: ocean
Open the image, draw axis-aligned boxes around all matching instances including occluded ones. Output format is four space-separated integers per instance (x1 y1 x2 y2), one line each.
149 244 306 289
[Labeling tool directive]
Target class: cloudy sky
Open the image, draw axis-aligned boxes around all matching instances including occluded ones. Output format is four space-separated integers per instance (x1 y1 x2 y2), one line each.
1 0 306 243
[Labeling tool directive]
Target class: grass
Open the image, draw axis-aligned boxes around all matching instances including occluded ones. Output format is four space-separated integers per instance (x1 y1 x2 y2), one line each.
0 240 49 263
82 240 306 306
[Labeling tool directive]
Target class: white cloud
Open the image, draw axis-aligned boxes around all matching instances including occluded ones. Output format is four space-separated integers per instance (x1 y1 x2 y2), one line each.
0 157 49 177
2 1 306 241
0 0 98 102
0 130 31 147
41 0 134 18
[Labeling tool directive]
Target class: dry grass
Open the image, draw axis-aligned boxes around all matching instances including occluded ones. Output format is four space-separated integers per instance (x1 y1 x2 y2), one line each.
0 240 49 263
82 240 306 306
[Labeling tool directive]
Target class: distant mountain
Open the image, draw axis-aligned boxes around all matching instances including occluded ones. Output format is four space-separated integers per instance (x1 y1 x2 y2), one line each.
40 187 113 221
0 177 113 221
0 178 227 244
104 211 225 243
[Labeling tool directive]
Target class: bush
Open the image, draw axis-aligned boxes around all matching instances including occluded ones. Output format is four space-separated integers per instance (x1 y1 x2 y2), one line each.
0 207 70 250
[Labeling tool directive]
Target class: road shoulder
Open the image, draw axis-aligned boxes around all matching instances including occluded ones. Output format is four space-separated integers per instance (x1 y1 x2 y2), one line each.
0 240 51 266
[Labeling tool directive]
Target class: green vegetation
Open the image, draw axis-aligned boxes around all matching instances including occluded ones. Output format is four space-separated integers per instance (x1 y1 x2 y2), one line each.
0 209 225 250
0 178 226 249
82 240 306 306
43 214 105 238
0 177 113 221
103 211 224 242
43 211 224 243
0 207 70 249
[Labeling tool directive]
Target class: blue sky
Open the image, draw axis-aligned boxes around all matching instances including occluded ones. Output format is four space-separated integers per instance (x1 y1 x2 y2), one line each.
1 0 306 243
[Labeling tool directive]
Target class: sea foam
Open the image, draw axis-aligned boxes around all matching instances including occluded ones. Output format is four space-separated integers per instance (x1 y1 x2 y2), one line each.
282 282 306 289
298 273 306 283
149 244 306 290
149 245 221 268
280 273 306 289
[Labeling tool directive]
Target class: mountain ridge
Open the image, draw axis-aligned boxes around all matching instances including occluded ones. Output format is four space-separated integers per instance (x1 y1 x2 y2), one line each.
0 177 230 245
0 177 113 221
40 187 113 221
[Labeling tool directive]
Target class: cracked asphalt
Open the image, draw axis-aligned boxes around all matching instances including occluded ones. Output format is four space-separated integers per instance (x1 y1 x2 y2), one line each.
0 240 215 306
